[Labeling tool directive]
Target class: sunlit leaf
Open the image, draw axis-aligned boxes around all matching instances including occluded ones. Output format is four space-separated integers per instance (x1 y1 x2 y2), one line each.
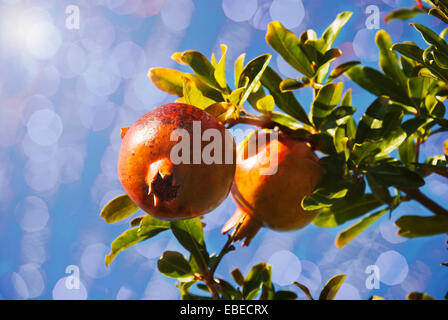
182 78 216 109
279 78 303 92
274 291 297 300
266 21 314 77
214 44 228 89
376 30 407 89
234 53 246 88
322 11 352 52
336 208 388 248
313 194 383 228
100 194 140 224
256 94 275 114
180 50 222 90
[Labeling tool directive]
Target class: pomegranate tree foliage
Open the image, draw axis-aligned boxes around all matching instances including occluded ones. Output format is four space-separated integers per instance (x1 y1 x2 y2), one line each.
99 7 448 300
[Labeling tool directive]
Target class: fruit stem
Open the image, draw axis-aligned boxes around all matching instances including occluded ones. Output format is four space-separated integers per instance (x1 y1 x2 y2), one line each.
399 188 448 217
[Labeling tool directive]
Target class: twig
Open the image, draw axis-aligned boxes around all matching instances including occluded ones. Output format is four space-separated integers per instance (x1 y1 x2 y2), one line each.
400 188 448 217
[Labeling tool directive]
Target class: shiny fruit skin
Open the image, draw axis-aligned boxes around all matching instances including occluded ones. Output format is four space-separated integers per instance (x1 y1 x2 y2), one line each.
224 130 323 245
118 103 236 221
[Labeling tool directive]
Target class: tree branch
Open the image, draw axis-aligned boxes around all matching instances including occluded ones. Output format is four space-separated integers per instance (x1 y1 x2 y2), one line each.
400 188 448 217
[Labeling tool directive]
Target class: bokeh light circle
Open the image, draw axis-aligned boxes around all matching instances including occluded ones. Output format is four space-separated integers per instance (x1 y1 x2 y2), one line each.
26 109 63 146
269 0 305 29
375 250 409 286
268 250 302 286
222 0 258 22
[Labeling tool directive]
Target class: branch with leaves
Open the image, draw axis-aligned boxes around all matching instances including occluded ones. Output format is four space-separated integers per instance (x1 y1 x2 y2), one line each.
100 9 448 300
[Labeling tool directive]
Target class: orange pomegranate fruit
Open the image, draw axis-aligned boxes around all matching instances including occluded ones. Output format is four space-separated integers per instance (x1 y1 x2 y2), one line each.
222 130 324 245
118 103 236 221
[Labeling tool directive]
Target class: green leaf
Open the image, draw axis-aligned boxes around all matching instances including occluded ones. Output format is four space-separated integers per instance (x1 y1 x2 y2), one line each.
205 102 236 122
319 274 346 300
100 194 140 224
137 214 170 237
407 77 434 108
315 48 342 83
256 94 275 114
267 112 303 130
367 163 425 189
407 292 436 300
105 227 154 266
370 296 386 300
261 66 311 126
157 251 194 280
366 173 393 205
243 263 270 300
182 78 216 109
411 23 448 54
231 268 245 287
346 66 411 105
376 30 407 89
355 96 389 143
399 136 416 168
429 7 448 24
345 178 366 203
170 218 209 270
292 282 314 300
214 44 228 89
266 21 314 77
393 41 425 63
322 12 353 52
302 186 348 211
313 194 383 228
238 54 272 107
327 61 361 82
179 50 222 90
234 53 246 88
395 215 448 238
350 141 381 166
149 68 184 97
311 82 343 129
336 208 388 248
274 291 297 300
279 78 303 92
385 7 426 23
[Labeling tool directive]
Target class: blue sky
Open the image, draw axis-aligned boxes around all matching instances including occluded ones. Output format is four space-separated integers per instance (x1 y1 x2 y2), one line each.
0 0 447 300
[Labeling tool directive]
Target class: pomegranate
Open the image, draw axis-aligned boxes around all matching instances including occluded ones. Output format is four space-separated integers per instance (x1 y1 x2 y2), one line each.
118 103 236 220
222 130 324 245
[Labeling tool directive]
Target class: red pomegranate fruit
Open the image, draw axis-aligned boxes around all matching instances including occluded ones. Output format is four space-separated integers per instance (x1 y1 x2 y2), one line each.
118 103 236 220
222 130 324 245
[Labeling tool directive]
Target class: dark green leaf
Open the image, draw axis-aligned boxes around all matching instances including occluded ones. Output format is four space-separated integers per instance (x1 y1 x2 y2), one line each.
411 23 448 54
157 251 193 280
385 7 426 23
274 291 297 300
311 82 343 129
100 194 140 224
292 282 314 300
279 78 303 92
327 61 361 82
170 218 209 270
395 215 448 238
429 7 448 24
319 274 346 300
346 66 411 105
345 178 366 203
238 54 272 107
243 263 270 300
302 185 348 211
407 292 436 300
261 66 311 125
336 208 388 248
355 96 389 143
367 163 425 188
231 268 245 287
313 194 383 228
366 173 393 205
